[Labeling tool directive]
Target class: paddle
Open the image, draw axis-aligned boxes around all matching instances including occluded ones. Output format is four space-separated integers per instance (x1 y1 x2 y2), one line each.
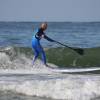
53 40 84 55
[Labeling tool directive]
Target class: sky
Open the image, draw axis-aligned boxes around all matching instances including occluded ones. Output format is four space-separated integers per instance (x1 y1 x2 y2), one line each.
0 0 100 22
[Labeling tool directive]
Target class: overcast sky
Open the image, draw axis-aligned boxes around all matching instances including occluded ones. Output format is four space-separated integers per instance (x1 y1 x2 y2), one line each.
0 0 100 22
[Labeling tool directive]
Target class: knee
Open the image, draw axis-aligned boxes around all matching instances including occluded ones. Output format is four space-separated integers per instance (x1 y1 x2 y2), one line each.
41 51 46 58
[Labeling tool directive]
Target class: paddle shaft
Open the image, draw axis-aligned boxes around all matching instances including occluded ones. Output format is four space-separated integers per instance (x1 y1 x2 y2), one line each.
53 40 84 55
53 40 74 50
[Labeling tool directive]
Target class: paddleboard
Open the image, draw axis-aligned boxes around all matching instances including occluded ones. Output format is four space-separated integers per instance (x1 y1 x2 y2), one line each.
52 67 100 73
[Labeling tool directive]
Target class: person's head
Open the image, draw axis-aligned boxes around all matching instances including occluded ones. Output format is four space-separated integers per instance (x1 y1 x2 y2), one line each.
40 22 48 31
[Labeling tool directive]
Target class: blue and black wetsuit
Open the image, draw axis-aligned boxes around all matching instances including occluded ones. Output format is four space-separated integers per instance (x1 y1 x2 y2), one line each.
32 28 54 65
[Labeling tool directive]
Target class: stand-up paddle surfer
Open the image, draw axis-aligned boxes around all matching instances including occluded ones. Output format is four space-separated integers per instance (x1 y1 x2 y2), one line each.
32 22 54 66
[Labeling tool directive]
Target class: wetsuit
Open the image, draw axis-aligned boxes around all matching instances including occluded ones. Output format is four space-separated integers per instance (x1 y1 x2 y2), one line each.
32 28 54 65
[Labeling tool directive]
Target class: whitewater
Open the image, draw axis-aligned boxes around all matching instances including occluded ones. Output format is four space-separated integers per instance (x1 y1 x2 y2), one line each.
0 22 100 100
0 46 100 100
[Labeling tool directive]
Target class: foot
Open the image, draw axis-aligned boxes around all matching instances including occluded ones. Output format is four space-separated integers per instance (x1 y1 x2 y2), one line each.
44 64 54 69
44 64 49 67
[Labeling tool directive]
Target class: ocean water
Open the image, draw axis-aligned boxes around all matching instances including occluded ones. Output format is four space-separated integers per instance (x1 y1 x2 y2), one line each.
0 22 100 100
0 22 100 48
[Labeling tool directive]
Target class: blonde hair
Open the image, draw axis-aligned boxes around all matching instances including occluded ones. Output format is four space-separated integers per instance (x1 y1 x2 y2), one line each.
40 22 48 30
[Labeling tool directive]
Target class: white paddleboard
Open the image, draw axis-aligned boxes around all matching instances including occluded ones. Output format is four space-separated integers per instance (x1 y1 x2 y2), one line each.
52 67 100 73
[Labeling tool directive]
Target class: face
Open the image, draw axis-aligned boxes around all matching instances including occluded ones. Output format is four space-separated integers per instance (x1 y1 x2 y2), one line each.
40 23 47 31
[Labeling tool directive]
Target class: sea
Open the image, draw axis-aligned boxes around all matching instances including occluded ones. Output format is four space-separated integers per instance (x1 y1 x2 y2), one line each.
0 22 100 100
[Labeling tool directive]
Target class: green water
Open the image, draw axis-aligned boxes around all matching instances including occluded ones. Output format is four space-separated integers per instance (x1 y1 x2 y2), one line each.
46 47 100 67
6 46 100 68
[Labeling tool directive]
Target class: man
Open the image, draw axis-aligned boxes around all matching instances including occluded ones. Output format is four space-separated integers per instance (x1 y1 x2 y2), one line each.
32 22 54 66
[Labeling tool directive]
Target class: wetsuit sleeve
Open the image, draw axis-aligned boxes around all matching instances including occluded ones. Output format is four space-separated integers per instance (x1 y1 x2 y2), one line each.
44 35 54 42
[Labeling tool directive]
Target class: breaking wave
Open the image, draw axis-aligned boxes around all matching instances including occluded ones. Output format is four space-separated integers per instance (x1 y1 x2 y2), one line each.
0 46 100 100
0 46 100 69
0 73 100 100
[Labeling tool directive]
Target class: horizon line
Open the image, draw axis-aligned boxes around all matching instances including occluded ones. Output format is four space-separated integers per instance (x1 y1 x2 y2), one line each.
0 21 100 23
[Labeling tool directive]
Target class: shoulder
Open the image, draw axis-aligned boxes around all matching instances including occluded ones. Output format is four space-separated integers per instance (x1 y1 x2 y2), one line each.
33 28 39 35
